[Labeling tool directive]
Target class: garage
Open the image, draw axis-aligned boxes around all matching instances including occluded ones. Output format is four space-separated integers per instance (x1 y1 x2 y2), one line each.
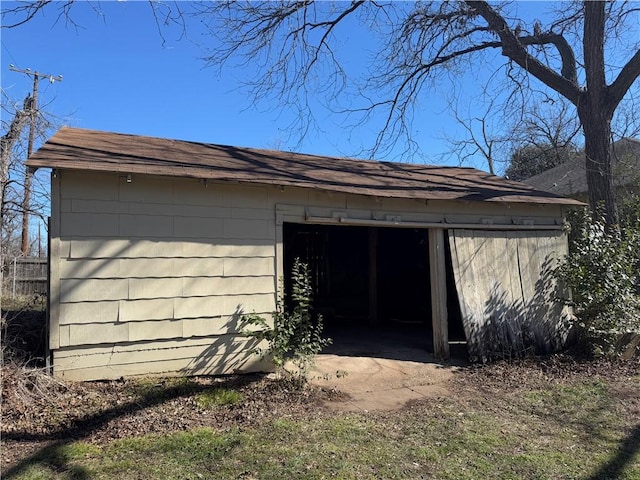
27 127 580 380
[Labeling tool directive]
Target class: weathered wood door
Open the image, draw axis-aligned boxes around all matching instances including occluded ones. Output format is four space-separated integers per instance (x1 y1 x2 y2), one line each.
448 230 573 361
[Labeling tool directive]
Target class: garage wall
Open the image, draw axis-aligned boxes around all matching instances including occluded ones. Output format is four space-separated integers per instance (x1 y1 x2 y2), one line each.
51 171 283 380
50 170 568 380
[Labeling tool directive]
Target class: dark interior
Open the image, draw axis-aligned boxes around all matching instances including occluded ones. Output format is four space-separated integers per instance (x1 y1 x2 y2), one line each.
444 233 466 341
283 222 465 353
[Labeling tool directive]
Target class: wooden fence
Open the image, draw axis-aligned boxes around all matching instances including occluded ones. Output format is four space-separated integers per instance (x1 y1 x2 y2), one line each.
1 257 48 298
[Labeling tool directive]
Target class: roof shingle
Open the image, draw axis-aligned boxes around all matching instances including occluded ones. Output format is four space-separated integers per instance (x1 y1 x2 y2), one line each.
524 138 640 196
28 127 583 206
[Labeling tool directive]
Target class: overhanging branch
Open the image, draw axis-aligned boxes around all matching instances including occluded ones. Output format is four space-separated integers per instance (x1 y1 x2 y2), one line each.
607 48 640 114
467 1 581 105
518 34 577 83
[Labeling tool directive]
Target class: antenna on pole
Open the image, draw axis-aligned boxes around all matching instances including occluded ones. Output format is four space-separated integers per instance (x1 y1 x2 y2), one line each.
9 65 63 256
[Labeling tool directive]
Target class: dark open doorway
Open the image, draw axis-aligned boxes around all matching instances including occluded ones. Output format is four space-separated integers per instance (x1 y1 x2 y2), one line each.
282 222 465 358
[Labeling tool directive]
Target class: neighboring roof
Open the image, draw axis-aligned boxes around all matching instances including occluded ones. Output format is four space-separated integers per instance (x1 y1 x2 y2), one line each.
524 138 640 196
28 127 582 206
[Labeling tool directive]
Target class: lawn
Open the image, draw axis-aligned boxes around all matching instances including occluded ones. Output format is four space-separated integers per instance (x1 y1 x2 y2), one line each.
2 357 639 480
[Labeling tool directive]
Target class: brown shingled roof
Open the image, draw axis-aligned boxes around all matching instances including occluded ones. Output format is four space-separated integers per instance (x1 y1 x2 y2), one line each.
28 127 583 206
524 138 640 196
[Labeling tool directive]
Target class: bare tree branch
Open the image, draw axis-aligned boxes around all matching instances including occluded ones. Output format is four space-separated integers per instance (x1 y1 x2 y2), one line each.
1 1 52 29
467 1 581 105
608 49 640 113
3 0 640 225
1 1 82 30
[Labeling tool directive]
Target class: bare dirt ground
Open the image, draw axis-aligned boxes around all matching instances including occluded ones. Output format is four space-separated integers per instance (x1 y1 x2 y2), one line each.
2 354 639 470
310 352 463 411
309 324 468 411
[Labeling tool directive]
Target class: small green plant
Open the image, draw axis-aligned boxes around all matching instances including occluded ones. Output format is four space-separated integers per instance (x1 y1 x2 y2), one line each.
196 388 243 409
556 200 640 357
127 377 199 401
243 258 331 383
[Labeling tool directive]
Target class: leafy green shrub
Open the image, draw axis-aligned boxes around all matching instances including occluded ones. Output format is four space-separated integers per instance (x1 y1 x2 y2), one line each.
556 200 640 357
243 258 331 383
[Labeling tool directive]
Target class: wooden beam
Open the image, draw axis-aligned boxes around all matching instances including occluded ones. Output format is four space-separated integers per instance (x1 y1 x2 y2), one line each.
48 171 61 357
429 228 450 360
368 227 378 325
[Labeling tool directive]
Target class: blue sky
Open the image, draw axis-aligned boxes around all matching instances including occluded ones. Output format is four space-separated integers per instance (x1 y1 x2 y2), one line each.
4 1 636 173
2 3 302 150
1 1 517 170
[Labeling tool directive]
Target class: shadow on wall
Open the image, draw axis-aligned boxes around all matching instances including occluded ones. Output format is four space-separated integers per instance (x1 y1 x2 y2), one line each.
465 256 574 362
52 224 278 380
182 306 273 376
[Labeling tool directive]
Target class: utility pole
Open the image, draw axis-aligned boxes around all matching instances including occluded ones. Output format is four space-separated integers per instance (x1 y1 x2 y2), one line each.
9 65 62 256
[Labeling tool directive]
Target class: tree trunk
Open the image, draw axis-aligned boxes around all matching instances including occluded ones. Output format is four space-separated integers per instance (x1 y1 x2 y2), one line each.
580 1 619 228
578 100 619 227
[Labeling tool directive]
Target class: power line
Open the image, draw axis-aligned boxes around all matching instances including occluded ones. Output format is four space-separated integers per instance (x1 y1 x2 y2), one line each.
8 65 63 256
1 41 20 67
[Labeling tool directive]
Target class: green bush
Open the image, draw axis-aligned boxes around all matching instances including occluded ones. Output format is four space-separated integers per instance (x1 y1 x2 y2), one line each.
243 258 331 383
556 198 640 357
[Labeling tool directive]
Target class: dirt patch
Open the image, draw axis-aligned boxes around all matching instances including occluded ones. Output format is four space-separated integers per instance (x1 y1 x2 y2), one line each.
309 353 463 411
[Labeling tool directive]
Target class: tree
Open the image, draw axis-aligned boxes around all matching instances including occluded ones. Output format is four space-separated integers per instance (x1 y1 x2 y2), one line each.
201 1 640 227
1 90 54 260
443 95 580 177
502 98 580 181
441 96 507 175
504 143 571 182
1 95 31 233
1 95 32 261
4 1 640 227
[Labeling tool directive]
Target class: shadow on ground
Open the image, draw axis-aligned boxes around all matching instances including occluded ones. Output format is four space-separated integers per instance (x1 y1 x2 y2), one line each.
2 375 262 479
322 322 468 363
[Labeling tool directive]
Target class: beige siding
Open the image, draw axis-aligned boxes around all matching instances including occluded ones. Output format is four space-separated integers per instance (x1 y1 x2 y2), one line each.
60 278 128 303
64 239 273 260
174 293 274 319
61 172 119 200
122 258 178 278
119 214 174 237
173 216 223 238
118 175 174 204
173 257 225 276
60 258 120 279
49 173 62 350
181 276 274 297
53 172 280 380
59 301 120 325
119 298 175 322
172 180 224 206
67 322 129 347
51 169 569 380
222 185 269 208
69 199 129 214
181 315 267 338
53 336 271 381
62 212 119 237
